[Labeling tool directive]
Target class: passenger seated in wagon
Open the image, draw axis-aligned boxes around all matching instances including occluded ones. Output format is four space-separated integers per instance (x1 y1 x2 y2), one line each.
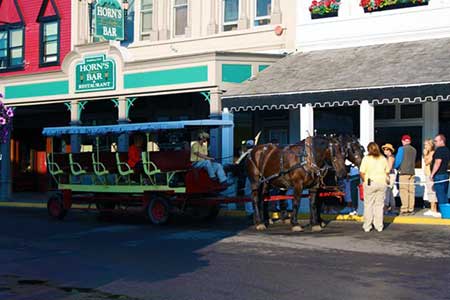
190 131 228 185
128 135 144 174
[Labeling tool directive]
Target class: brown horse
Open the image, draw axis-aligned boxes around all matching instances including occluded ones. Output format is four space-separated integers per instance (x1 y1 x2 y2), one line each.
246 136 347 232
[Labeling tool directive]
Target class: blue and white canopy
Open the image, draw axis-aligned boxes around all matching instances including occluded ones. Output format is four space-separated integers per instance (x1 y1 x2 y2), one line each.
42 119 233 137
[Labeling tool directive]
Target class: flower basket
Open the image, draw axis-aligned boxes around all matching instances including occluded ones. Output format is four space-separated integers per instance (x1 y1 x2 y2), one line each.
311 11 338 19
309 0 341 20
361 0 428 13
0 94 14 144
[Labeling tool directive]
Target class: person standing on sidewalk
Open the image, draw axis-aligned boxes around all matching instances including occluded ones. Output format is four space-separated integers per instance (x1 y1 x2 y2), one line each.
423 139 440 217
430 134 450 210
394 135 417 215
360 142 390 232
382 143 397 215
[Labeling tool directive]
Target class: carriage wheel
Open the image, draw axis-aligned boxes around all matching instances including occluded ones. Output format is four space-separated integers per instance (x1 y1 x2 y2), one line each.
47 194 67 220
147 197 170 225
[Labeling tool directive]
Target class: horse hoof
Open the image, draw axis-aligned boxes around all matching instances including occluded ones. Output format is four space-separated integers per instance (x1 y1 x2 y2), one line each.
256 224 267 231
312 225 323 232
291 225 304 232
283 219 291 225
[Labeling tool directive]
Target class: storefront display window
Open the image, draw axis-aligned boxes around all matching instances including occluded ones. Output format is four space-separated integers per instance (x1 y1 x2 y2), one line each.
401 104 422 119
375 105 395 119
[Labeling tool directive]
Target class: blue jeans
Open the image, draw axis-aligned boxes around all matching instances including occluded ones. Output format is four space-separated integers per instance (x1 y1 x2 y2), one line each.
433 173 449 205
193 160 227 183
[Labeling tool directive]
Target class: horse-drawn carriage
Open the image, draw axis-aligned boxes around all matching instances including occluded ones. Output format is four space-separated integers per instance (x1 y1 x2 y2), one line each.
43 118 364 231
43 119 245 224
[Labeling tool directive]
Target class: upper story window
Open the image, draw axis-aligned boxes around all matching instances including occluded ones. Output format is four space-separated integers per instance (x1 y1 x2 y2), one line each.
40 18 60 66
0 25 24 71
141 0 153 40
223 0 239 31
255 0 271 26
174 0 188 36
37 0 60 66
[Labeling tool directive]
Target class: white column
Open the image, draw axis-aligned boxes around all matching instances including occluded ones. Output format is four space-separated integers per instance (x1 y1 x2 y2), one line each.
70 101 81 153
423 101 439 139
70 101 79 125
300 104 314 140
117 97 127 122
238 0 249 29
210 88 223 116
151 0 159 40
184 0 192 37
359 100 374 151
271 0 282 24
117 97 129 152
158 0 170 40
207 0 218 34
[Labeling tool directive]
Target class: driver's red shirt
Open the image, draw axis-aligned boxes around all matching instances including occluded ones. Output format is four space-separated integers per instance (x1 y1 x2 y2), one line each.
127 144 141 168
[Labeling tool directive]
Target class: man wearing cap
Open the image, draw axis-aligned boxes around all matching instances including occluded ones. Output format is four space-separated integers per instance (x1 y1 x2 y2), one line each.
190 131 228 184
394 135 417 215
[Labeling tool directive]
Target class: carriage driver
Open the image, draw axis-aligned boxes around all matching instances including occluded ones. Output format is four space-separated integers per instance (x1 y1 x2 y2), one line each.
190 131 228 185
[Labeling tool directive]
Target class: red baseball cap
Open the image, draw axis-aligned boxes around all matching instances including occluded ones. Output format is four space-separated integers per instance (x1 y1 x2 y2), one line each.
401 134 411 141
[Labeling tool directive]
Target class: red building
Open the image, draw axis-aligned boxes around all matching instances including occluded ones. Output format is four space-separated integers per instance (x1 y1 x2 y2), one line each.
0 0 71 192
0 0 71 76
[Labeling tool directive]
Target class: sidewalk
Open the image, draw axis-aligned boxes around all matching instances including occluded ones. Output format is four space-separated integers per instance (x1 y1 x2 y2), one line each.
1 193 450 226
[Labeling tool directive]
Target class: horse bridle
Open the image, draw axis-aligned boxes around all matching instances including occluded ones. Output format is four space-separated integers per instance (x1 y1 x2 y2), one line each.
339 138 362 161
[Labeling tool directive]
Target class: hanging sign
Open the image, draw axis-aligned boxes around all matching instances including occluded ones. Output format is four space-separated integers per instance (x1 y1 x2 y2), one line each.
94 0 125 41
75 55 116 93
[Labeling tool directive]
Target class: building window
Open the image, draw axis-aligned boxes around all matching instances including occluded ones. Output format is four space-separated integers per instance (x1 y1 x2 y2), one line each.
400 104 422 119
141 0 153 40
40 20 59 65
254 0 271 26
0 26 24 71
174 0 188 36
223 0 239 31
375 105 396 120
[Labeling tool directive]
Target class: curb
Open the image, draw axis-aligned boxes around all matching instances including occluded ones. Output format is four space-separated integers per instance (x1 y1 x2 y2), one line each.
219 210 450 226
1 202 449 226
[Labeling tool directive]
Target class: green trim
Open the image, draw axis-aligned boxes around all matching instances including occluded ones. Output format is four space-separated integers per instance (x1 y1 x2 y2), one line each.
58 183 186 194
258 65 270 72
222 64 252 83
124 65 208 89
5 80 69 99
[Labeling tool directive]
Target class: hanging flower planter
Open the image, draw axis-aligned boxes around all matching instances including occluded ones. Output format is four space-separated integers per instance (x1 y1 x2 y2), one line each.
0 94 14 144
360 0 428 13
310 0 341 20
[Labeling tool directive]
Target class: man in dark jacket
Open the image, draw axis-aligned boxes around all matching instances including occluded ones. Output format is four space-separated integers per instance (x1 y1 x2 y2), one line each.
430 134 450 208
394 134 417 215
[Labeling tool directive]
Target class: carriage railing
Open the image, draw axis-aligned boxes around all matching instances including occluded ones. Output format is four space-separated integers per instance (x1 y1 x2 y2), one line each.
46 150 190 188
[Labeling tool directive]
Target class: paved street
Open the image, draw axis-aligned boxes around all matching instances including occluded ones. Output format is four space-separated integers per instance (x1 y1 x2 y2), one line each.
1 206 449 300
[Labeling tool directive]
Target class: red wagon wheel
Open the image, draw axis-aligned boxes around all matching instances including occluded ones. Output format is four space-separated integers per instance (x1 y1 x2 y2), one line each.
47 194 67 220
147 197 170 225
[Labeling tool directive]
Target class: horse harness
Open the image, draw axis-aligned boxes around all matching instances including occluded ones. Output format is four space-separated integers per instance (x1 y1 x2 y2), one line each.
249 137 338 188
